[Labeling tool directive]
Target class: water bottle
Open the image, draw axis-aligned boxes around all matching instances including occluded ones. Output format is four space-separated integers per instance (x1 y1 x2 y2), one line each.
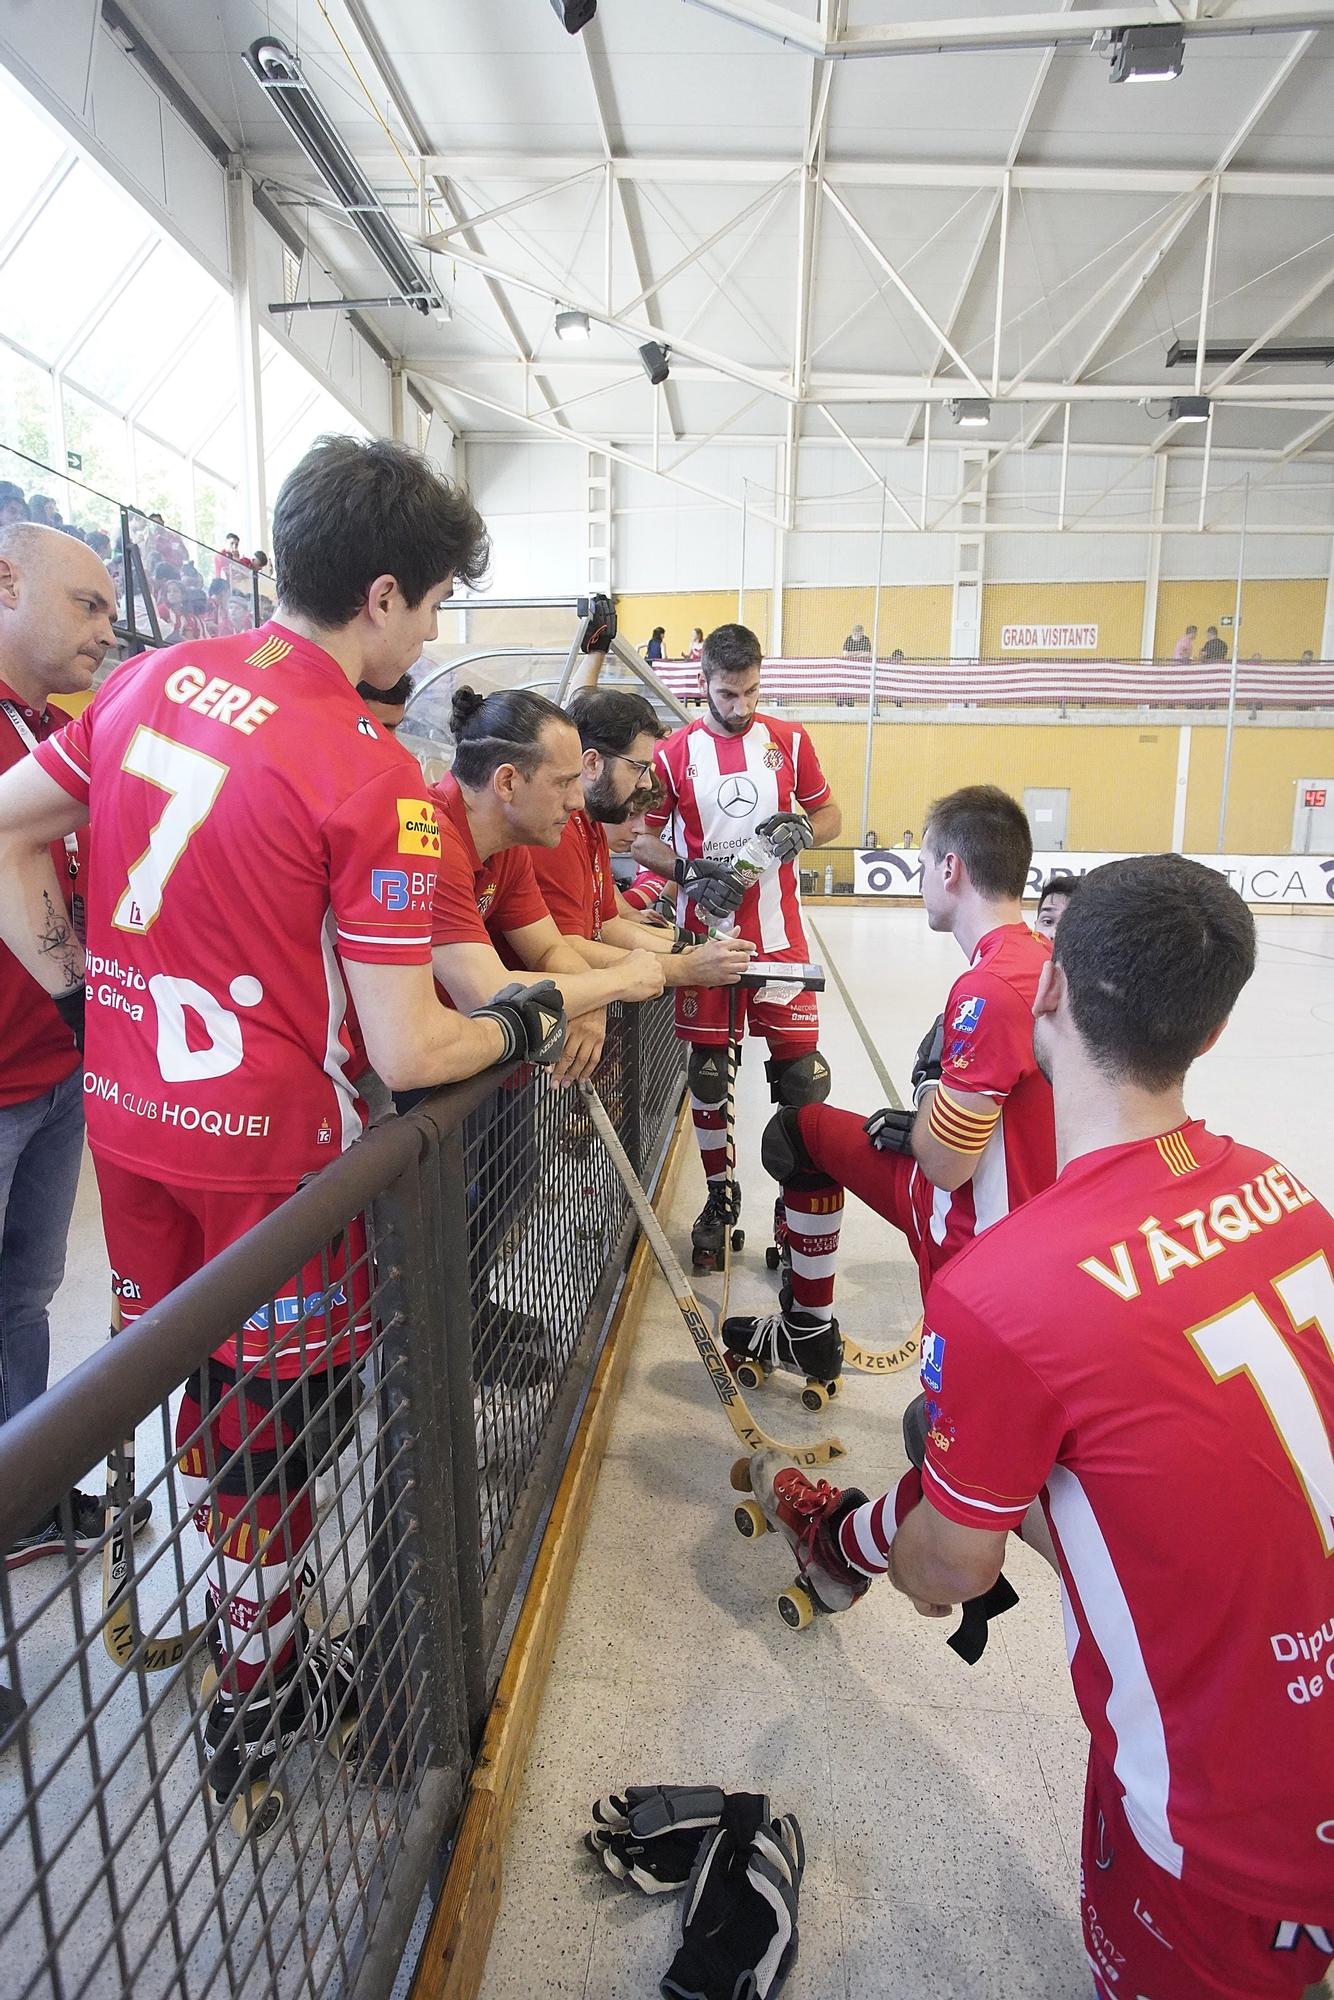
709 828 776 937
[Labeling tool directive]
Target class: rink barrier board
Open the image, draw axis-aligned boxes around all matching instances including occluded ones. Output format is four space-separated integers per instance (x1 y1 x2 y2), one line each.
409 1104 693 2000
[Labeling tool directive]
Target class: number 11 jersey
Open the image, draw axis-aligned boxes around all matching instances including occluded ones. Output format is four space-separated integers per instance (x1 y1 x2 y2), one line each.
34 623 439 1190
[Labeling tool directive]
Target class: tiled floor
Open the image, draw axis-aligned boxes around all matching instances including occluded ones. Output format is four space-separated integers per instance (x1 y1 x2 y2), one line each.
476 906 1334 2000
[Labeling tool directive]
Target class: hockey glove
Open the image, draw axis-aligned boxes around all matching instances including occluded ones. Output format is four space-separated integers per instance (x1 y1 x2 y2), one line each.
674 857 745 922
52 982 86 1052
863 1105 914 1155
911 1013 944 1106
901 1394 1020 1665
577 592 617 652
471 979 568 1066
754 813 815 867
661 1793 804 2000
585 1784 727 1893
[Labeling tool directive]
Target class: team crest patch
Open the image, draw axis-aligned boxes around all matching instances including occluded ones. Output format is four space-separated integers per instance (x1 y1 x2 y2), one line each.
685 763 699 780
950 995 985 1034
477 884 497 919
920 1329 946 1394
763 745 782 770
357 715 377 737
397 798 440 855
681 995 697 1019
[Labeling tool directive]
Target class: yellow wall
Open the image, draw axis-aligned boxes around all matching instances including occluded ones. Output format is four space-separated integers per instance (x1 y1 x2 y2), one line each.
615 591 772 656
1153 578 1327 662
779 584 953 659
798 715 1334 855
980 580 1145 659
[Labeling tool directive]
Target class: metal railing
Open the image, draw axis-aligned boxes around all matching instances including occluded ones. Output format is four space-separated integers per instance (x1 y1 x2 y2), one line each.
0 998 685 2000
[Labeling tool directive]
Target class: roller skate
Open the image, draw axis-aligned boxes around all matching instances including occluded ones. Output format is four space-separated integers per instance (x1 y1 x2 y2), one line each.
730 1450 870 1630
690 1181 743 1272
720 1308 842 1412
201 1624 362 1837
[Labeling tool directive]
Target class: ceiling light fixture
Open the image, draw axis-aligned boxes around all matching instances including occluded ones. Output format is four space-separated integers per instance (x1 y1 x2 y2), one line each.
1168 395 1212 423
555 308 591 342
244 38 444 316
948 398 990 427
639 341 671 386
1108 25 1184 82
1167 338 1334 368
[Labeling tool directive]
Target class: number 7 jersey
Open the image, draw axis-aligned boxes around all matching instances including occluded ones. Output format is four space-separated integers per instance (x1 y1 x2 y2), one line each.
34 623 439 1190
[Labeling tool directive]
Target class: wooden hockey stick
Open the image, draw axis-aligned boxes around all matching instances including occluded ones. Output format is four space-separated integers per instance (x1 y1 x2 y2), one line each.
580 1084 846 1468
842 1319 923 1376
102 1302 205 1671
718 984 741 1326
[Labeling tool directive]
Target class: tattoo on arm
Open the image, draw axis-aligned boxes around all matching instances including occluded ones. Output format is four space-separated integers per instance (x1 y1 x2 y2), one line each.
39 890 80 991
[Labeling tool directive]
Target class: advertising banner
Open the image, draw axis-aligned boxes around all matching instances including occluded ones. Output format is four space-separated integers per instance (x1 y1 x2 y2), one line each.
853 849 1334 907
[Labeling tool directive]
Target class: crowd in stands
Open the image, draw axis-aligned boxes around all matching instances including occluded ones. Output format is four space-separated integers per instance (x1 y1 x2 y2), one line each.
0 475 272 642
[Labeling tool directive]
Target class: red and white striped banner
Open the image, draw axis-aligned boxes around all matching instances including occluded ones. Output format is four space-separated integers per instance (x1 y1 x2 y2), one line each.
650 656 1334 707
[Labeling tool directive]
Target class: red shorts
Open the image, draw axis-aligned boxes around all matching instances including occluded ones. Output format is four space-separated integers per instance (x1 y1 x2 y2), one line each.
797 1104 936 1295
93 1155 370 1380
675 961 820 1051
1082 1748 1333 2000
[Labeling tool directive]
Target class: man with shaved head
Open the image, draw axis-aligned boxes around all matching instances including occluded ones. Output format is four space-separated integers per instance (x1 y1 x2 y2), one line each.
0 523 126 1567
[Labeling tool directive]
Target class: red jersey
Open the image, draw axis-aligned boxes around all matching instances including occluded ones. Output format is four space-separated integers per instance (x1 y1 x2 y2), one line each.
427 774 549 1000
530 809 615 942
919 1121 1334 1916
0 687 83 1108
913 923 1055 1274
646 713 829 955
33 622 437 1189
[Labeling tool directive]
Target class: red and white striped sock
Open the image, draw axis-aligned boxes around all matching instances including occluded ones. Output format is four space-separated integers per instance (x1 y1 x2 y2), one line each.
691 1094 728 1183
783 1184 843 1324
837 1491 897 1578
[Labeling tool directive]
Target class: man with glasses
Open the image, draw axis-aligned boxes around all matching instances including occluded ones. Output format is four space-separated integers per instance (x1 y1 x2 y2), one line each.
534 686 752 991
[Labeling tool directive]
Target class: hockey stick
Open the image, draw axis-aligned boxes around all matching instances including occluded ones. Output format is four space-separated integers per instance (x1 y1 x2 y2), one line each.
842 1320 922 1376
102 1301 205 1671
718 983 741 1326
579 1084 846 1468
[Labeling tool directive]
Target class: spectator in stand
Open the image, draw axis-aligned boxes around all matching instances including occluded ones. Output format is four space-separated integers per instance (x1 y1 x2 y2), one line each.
889 647 905 662
1199 625 1228 662
175 588 210 642
153 567 183 637
842 623 871 655
687 626 704 662
0 485 28 528
145 512 188 572
1173 624 1197 662
214 532 242 580
228 589 254 636
249 548 269 573
900 828 914 847
84 528 113 564
644 626 666 664
28 495 61 530
1300 649 1315 666
181 559 204 590
204 576 232 635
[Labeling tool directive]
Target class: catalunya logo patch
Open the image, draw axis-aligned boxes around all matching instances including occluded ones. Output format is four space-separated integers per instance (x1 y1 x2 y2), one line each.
950 995 985 1035
398 798 440 856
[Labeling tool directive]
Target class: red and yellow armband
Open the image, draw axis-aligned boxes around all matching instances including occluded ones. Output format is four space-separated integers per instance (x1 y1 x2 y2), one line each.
926 1084 1000 1157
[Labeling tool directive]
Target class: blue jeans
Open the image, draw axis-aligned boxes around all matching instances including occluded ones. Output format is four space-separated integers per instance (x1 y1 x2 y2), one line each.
0 1067 85 1426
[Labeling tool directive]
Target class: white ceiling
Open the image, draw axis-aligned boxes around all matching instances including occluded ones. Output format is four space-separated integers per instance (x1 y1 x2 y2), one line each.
116 0 1334 513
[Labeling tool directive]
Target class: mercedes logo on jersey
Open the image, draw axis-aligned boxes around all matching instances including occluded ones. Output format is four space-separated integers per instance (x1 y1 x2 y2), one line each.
718 774 760 817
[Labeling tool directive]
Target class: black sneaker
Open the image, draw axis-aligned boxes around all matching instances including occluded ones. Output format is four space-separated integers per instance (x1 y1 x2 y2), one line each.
6 1487 152 1570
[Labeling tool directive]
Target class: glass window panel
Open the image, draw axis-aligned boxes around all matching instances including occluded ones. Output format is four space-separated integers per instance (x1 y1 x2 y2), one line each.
194 400 243 486
0 71 70 244
132 432 192 535
0 344 55 470
59 388 129 538
65 242 225 413
193 469 238 559
133 304 236 450
0 164 151 360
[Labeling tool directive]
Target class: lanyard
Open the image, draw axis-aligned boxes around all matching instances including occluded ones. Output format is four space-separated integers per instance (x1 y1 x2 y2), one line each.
1 699 80 879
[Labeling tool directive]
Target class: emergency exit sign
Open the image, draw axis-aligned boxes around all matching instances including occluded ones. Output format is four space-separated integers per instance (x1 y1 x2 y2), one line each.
1303 787 1327 808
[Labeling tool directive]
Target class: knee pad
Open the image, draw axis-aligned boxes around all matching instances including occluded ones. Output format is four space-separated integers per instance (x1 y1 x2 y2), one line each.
688 1044 730 1105
760 1106 828 1191
765 1050 831 1107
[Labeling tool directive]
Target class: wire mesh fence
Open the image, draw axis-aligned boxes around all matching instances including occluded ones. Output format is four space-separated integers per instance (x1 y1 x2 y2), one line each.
0 998 685 2000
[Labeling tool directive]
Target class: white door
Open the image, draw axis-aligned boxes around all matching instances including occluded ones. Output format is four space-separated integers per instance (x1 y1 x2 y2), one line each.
1024 787 1070 851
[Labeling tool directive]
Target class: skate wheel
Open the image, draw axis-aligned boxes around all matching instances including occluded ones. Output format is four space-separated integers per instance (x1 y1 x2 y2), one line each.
734 1358 766 1391
732 1229 745 1251
230 1782 283 1838
800 1380 829 1414
733 1500 766 1539
777 1584 814 1631
729 1457 754 1494
765 1246 780 1270
826 1377 841 1401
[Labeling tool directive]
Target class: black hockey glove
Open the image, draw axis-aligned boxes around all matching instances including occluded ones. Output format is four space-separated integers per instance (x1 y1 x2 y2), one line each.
674 857 745 922
471 979 568 1066
911 1013 945 1107
577 592 617 652
661 1793 804 2000
52 982 86 1053
863 1105 914 1155
585 1785 727 1893
901 1394 1019 1665
754 812 814 867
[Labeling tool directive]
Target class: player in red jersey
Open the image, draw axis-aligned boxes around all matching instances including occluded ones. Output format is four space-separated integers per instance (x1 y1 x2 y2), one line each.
726 784 1055 1392
535 686 751 989
0 437 571 1819
631 624 842 1269
750 854 1333 1999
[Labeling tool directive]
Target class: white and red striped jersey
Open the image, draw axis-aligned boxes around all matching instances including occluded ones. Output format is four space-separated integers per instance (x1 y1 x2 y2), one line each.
920 1122 1334 1917
646 713 831 956
34 622 437 1190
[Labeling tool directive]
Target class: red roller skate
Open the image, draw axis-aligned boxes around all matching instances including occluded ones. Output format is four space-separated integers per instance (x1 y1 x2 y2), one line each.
730 1449 870 1630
